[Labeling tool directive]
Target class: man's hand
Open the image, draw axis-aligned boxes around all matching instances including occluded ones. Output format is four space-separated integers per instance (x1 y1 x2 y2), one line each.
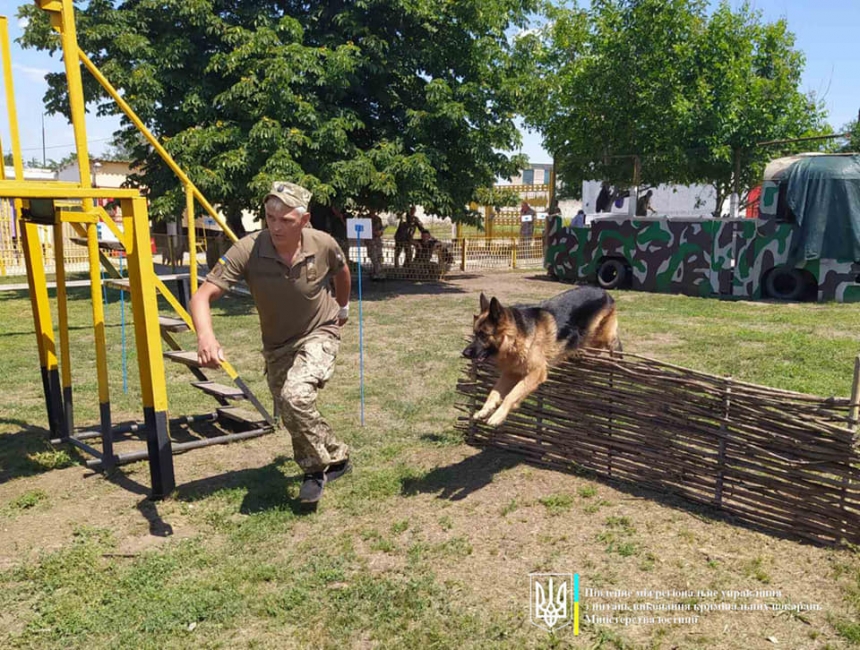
337 303 350 327
197 333 225 368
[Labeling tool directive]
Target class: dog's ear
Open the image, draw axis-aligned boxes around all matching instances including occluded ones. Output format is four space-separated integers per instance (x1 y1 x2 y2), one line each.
488 297 504 322
479 292 490 312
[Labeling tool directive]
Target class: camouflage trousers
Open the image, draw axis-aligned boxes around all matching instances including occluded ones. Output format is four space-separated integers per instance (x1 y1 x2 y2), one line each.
263 331 349 472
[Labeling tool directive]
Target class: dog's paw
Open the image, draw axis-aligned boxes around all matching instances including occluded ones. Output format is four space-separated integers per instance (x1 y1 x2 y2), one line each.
486 410 509 428
473 409 491 421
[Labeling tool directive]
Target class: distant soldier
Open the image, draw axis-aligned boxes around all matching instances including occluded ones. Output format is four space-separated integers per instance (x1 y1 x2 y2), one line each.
636 189 656 217
394 206 421 268
520 200 536 243
368 210 385 280
596 182 612 213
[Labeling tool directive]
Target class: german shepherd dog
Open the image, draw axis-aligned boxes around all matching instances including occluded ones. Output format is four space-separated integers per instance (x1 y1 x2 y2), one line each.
462 287 622 427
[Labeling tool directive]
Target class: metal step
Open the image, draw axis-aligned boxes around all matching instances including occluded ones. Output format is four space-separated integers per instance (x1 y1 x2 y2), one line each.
105 273 192 292
164 350 203 368
106 278 130 290
192 381 245 399
159 316 190 332
217 406 269 427
70 236 125 251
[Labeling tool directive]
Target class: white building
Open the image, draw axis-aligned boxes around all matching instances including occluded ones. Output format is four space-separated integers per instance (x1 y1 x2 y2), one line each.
3 166 57 181
57 158 133 191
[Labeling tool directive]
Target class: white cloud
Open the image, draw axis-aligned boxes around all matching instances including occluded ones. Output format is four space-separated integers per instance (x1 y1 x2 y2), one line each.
17 17 29 30
13 63 50 84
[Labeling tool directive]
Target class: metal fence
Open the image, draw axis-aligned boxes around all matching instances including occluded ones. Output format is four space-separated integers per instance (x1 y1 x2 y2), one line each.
0 200 91 276
348 236 546 280
0 215 547 279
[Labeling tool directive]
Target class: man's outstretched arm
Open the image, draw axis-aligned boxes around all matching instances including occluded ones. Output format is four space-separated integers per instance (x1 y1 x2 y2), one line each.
333 265 352 326
190 281 227 368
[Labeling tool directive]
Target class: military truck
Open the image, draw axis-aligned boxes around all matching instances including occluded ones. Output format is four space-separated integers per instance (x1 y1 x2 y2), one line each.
545 154 860 302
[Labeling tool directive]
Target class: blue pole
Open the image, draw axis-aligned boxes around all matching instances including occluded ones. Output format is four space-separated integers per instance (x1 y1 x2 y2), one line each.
119 254 127 393
354 225 365 427
98 223 108 310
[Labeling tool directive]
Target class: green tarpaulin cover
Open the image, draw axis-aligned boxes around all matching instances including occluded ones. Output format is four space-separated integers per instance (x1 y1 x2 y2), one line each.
786 154 860 263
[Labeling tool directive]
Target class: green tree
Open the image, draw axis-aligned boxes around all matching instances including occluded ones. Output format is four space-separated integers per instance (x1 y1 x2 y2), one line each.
19 0 534 231
841 119 860 153
101 132 145 162
48 151 79 172
518 0 828 215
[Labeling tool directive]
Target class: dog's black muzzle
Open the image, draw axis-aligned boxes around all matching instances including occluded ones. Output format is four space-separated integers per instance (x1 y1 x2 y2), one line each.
462 341 492 363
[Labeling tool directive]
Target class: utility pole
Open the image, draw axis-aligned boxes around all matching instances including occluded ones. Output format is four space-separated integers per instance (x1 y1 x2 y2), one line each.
629 155 641 218
41 112 46 167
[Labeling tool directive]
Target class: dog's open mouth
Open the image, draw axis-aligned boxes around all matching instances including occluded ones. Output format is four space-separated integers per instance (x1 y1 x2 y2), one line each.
475 350 493 363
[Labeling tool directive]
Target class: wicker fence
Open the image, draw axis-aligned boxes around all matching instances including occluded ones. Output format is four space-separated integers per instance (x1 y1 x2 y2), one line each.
456 351 860 546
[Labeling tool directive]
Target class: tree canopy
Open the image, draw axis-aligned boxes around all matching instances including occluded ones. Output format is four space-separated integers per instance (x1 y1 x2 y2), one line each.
841 120 860 153
517 0 830 214
20 0 536 229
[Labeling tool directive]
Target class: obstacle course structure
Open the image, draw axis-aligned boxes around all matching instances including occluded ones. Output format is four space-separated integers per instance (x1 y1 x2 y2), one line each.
2 1 275 498
458 352 860 546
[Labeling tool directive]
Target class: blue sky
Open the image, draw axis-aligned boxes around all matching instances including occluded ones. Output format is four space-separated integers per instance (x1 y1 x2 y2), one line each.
0 0 856 167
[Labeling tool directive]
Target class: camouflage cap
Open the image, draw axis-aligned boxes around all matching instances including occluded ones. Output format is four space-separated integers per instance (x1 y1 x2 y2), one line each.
265 181 312 210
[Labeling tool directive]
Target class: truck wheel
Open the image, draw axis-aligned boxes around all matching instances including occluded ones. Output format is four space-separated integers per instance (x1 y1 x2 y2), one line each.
597 259 628 290
764 267 806 301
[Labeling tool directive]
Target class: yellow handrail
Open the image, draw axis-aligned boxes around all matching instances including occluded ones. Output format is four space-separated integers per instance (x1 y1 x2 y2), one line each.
76 49 238 246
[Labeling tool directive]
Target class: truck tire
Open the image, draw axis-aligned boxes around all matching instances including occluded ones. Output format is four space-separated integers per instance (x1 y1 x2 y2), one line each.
764 267 806 301
597 259 628 290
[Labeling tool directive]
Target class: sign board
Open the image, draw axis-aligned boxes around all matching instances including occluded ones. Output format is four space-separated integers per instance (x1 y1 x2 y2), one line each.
521 214 534 223
347 218 372 239
97 221 119 243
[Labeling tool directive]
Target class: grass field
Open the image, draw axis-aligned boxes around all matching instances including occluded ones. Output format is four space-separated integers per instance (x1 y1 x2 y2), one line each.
1 272 859 649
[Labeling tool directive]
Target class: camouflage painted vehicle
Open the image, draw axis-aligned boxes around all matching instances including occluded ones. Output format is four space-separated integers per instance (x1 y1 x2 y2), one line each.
545 155 860 303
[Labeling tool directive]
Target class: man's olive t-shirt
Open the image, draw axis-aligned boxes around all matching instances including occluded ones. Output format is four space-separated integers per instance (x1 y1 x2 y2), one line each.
205 229 346 350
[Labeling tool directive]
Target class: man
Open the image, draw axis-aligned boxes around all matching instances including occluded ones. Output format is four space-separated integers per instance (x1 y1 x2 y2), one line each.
572 209 586 228
520 200 536 242
394 206 421 268
368 209 385 280
190 181 352 506
413 228 434 263
636 189 657 217
595 182 612 213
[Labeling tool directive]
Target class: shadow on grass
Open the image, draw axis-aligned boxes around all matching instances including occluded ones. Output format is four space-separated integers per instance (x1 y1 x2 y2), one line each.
453 441 844 548
102 454 313 539
0 418 82 483
352 277 472 302
173 455 314 517
400 446 522 501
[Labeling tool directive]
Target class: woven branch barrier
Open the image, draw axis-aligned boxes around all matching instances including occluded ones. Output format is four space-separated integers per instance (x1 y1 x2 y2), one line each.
455 351 860 546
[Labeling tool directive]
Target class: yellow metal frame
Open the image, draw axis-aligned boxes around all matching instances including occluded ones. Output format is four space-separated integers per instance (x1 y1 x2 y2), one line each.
1 1 275 497
0 1 178 493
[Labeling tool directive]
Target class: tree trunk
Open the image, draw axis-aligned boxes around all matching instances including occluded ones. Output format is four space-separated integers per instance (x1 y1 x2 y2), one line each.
712 183 726 218
225 203 247 238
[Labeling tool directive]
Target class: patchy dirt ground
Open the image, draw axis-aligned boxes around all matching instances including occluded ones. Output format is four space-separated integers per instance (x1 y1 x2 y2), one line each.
2 272 859 649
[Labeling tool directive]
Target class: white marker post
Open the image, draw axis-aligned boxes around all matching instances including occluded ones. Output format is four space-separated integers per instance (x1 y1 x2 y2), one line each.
347 218 371 426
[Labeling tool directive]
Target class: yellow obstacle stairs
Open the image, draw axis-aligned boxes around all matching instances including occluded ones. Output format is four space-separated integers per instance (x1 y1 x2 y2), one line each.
2 1 274 498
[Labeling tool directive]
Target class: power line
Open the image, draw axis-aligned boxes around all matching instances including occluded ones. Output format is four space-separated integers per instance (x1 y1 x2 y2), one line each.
12 137 113 153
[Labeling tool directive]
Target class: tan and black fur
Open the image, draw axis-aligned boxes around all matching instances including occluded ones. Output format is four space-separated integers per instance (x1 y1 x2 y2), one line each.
462 287 621 427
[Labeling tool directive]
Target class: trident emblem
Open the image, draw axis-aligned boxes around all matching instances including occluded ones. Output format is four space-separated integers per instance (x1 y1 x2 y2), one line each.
530 573 573 631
